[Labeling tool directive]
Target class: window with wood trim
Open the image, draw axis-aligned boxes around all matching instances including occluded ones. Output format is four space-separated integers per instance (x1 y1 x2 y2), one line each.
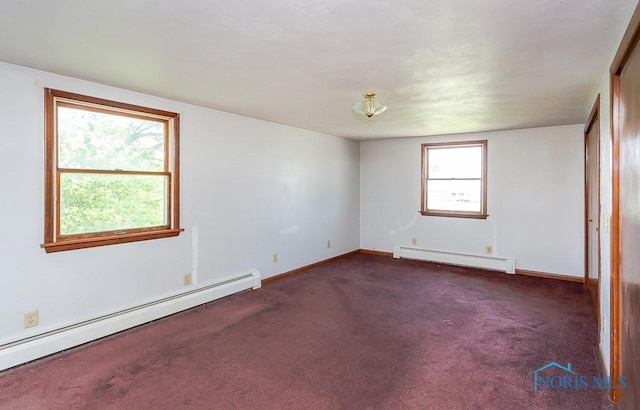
42 89 182 253
420 140 488 219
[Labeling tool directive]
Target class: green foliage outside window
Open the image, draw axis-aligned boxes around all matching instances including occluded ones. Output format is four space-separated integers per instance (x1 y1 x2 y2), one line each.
57 107 168 236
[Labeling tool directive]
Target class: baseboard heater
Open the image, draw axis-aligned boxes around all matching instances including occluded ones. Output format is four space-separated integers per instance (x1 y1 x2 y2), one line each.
0 270 261 372
393 245 516 274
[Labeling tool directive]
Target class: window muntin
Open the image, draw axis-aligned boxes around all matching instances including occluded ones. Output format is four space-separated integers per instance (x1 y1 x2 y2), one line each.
421 140 487 219
43 89 182 252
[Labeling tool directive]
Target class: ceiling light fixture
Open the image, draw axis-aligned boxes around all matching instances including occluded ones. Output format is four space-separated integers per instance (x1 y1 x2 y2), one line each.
352 92 387 120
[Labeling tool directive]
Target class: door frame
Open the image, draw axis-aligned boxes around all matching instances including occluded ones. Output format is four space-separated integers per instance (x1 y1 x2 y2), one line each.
584 95 601 336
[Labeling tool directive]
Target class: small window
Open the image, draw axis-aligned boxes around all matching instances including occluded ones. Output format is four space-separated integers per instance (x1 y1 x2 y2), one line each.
42 89 182 252
420 140 488 219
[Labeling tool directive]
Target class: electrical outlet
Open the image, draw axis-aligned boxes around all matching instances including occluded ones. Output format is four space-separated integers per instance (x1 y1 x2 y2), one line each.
183 273 192 286
411 238 417 246
24 310 38 328
327 240 331 248
273 253 278 263
486 246 493 254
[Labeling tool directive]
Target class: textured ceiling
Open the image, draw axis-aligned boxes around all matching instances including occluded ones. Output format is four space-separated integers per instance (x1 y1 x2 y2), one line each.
0 1 634 139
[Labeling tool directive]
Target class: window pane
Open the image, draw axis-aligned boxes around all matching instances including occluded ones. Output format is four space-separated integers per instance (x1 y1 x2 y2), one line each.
428 146 482 179
59 173 168 236
58 106 165 172
427 180 482 212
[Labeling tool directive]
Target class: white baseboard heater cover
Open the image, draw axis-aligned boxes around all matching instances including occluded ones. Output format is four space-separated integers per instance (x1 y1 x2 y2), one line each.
393 245 516 274
0 269 261 372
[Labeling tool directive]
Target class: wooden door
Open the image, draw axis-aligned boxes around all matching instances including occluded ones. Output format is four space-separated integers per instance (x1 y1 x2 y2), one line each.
614 29 640 409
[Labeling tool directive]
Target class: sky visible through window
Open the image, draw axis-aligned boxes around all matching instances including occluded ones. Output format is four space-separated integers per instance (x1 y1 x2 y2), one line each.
427 146 482 212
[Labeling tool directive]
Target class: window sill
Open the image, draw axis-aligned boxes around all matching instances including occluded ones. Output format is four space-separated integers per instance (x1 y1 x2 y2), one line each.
419 211 488 220
41 228 184 253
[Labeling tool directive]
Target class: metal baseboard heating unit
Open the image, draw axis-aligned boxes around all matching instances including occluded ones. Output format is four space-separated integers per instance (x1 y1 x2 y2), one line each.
393 245 516 274
0 270 261 372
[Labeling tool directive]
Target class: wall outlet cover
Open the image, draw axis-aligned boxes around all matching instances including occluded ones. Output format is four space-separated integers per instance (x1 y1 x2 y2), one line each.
24 310 39 328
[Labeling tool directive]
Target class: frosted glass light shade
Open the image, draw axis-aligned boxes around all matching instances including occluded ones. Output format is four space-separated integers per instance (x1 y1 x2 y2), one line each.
352 93 387 120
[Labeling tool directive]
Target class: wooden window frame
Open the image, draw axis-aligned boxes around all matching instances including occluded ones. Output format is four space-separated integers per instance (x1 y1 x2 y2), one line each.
420 140 488 219
42 88 183 253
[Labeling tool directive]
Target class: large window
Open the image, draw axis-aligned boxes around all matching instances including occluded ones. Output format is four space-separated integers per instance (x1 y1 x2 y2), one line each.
420 140 487 219
42 89 182 252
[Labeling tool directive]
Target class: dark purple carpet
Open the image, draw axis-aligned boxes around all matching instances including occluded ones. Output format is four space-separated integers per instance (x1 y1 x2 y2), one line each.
0 254 615 409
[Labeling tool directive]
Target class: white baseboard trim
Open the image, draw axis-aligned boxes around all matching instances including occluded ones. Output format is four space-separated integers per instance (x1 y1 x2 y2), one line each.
0 270 261 372
393 245 516 274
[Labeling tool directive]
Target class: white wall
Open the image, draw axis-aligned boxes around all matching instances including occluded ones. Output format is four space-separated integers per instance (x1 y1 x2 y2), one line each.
594 70 614 375
0 61 360 345
360 125 585 277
